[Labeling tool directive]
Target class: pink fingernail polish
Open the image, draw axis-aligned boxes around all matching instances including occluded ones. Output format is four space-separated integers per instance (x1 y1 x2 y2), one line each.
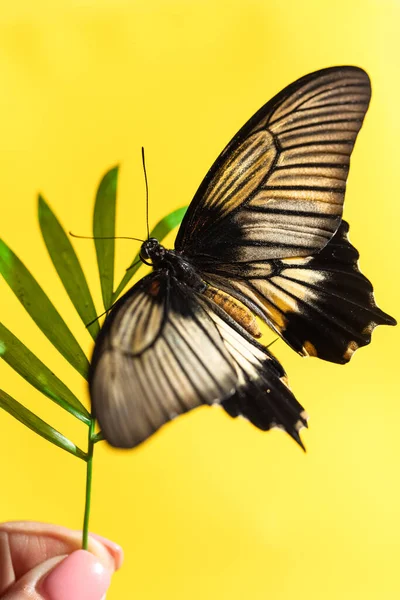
90 533 124 570
41 550 111 600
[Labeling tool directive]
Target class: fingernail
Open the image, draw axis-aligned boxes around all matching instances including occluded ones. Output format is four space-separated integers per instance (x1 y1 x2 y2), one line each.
41 550 111 600
90 533 124 570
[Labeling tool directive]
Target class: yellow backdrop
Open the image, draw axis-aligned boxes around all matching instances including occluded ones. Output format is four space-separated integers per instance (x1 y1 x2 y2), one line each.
0 1 399 599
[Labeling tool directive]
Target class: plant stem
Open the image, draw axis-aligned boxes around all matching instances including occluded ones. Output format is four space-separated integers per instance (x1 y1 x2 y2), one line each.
82 417 95 549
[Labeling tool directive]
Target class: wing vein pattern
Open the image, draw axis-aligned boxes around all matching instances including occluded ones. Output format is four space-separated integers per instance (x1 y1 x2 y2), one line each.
90 272 307 448
176 66 372 265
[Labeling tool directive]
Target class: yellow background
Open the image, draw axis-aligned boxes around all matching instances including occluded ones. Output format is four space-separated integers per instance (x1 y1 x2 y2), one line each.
0 1 399 598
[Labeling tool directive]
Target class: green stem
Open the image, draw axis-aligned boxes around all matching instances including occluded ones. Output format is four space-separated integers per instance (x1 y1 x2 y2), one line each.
82 417 95 549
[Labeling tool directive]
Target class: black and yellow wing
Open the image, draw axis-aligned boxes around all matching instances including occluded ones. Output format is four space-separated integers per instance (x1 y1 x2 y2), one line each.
89 271 307 448
203 221 396 364
175 66 395 363
176 66 371 266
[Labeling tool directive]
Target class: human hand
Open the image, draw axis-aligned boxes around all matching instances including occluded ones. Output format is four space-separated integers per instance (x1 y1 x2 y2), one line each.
0 521 123 599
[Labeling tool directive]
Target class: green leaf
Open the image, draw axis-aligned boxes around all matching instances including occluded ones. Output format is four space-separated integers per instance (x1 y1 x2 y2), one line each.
0 239 90 379
92 431 104 444
38 196 100 341
0 323 90 424
0 389 87 460
149 205 188 243
112 206 188 303
93 166 118 311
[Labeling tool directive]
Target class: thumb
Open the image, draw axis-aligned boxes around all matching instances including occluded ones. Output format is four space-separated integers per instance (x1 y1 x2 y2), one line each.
2 550 111 600
0 522 123 600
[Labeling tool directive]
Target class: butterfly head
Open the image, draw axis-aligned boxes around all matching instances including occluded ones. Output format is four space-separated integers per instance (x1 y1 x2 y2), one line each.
140 237 166 266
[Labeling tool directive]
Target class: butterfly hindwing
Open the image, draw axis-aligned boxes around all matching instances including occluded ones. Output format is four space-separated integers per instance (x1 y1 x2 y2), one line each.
89 271 307 448
176 66 371 269
202 221 396 364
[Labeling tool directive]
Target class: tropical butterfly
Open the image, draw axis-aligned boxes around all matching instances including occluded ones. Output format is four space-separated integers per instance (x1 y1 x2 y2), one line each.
89 66 396 450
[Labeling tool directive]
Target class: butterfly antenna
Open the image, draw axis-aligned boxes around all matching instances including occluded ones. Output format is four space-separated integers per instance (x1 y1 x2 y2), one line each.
86 309 109 328
86 305 116 328
141 146 150 240
266 337 279 349
69 232 145 243
125 258 142 272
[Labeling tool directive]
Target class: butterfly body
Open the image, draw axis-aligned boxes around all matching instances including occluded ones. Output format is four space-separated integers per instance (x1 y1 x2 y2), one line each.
139 238 262 338
90 66 396 449
203 286 262 339
140 238 206 292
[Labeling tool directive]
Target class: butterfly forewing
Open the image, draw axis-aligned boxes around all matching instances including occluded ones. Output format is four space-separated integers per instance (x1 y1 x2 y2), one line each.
90 271 307 448
176 66 371 267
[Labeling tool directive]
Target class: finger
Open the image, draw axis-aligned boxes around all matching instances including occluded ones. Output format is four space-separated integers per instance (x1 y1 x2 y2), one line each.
0 522 123 595
2 550 111 600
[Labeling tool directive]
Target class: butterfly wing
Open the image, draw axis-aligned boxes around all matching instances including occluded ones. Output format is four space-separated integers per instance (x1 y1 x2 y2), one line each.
202 221 396 364
174 66 395 363
89 271 307 448
175 66 371 265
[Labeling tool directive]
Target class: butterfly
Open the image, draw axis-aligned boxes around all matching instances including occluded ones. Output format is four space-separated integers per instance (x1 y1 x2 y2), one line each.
89 66 396 450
